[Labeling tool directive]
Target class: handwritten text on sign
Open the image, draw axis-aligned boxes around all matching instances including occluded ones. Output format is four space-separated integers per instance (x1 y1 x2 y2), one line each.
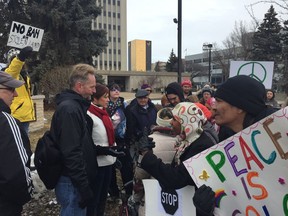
7 21 44 51
184 107 288 216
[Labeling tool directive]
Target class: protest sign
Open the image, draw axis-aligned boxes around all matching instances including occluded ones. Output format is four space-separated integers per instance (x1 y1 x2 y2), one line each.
7 21 44 51
184 107 288 215
143 179 196 215
230 61 274 89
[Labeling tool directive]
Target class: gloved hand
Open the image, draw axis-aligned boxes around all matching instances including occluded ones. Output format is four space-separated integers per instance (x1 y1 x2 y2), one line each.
78 187 94 209
193 184 215 216
18 46 33 61
95 146 125 157
137 127 155 152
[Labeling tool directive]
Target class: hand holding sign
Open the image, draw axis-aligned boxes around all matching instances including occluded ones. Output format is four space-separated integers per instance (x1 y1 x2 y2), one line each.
193 184 215 216
18 46 33 61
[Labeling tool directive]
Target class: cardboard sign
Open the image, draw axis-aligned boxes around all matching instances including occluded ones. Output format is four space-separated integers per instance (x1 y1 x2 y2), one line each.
184 107 288 215
230 61 274 89
7 21 44 51
143 179 196 215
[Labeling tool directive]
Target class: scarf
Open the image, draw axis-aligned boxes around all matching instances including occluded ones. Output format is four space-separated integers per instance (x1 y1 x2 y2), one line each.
88 104 115 146
107 97 123 117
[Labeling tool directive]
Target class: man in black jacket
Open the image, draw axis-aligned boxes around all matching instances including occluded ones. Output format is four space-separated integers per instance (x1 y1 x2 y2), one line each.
0 71 34 215
51 64 98 216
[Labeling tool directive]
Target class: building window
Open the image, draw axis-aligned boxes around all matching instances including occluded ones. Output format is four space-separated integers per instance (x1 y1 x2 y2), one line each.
108 11 111 17
104 24 107 29
113 49 116 54
117 25 120 31
118 38 121 43
113 0 116 5
113 37 116 42
108 24 111 29
118 49 121 55
109 49 112 54
113 12 116 18
103 0 106 3
109 36 111 42
117 1 120 6
103 11 106 16
117 13 120 19
108 0 111 4
113 25 116 30
194 59 202 63
99 23 102 28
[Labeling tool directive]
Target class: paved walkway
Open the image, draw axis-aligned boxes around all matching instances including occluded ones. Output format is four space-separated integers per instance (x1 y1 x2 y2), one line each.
120 92 163 100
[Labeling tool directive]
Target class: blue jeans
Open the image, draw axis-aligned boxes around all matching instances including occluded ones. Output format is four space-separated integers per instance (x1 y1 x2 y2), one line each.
55 176 87 216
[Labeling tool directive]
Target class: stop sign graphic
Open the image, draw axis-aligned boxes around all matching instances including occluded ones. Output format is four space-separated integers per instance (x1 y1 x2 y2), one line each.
161 188 179 215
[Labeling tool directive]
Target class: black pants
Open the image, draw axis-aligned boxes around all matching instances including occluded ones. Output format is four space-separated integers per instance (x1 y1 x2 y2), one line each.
0 199 22 216
109 146 134 196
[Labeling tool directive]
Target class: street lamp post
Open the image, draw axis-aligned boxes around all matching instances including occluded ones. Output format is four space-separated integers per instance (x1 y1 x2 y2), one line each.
202 43 213 83
174 0 182 83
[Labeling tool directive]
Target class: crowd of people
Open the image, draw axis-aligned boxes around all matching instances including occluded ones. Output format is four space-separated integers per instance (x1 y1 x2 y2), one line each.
1 46 287 216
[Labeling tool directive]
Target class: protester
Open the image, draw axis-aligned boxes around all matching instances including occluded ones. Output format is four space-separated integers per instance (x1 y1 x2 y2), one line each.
51 64 98 216
137 102 218 216
4 46 35 135
125 89 157 214
87 83 125 216
214 75 278 141
0 71 34 215
107 83 134 202
141 83 152 95
181 79 193 99
199 86 213 107
165 82 185 107
265 89 280 108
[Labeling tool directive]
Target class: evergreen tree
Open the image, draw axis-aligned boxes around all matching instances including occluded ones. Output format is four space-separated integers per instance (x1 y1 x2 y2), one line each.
26 0 108 77
249 5 282 61
166 49 178 72
0 0 29 62
281 20 288 92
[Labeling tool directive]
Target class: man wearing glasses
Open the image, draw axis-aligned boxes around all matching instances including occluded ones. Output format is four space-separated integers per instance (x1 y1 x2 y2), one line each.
0 71 34 215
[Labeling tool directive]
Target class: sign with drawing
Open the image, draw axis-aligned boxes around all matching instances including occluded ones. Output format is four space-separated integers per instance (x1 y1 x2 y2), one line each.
184 107 288 216
7 21 44 51
230 61 274 89
143 179 196 215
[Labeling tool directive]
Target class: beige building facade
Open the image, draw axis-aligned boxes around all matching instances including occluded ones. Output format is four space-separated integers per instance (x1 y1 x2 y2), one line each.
92 0 127 71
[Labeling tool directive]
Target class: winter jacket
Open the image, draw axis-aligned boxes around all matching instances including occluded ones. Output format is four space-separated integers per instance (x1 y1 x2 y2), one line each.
50 89 98 195
5 57 35 122
126 100 157 142
141 131 217 189
0 99 33 206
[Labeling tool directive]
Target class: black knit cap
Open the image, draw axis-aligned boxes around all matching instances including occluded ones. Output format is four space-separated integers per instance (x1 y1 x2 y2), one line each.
214 75 266 116
165 82 185 102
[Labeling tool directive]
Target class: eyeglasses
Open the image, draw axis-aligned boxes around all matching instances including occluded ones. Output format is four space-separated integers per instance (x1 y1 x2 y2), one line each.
146 89 152 93
0 87 15 92
110 88 120 92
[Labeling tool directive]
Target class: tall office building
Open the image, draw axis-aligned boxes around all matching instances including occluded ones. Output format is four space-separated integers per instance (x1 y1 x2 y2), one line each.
128 39 152 71
92 0 127 71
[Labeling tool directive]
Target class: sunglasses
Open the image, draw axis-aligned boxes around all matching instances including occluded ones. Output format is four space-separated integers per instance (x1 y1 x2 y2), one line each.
110 88 120 92
0 87 16 92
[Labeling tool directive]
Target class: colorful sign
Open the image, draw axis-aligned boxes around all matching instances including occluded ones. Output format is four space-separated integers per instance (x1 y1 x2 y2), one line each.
230 61 274 89
7 21 44 51
143 179 196 215
184 107 288 215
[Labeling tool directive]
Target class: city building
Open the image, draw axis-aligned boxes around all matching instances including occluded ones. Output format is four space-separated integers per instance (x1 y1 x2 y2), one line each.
92 0 127 71
128 39 152 71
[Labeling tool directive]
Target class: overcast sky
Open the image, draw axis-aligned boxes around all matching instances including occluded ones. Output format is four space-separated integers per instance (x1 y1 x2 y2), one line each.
127 0 287 62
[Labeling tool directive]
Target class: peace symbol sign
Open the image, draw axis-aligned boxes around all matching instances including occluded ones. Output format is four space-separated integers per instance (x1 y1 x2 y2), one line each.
237 62 267 83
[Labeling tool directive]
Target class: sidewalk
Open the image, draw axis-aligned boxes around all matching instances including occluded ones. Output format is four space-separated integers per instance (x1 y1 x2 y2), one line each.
120 92 163 100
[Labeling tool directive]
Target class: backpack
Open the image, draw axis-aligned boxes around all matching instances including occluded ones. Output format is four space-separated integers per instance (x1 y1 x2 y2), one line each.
34 130 63 190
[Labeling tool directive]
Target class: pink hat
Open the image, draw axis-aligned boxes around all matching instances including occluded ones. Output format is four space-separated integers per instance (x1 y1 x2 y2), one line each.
181 80 192 87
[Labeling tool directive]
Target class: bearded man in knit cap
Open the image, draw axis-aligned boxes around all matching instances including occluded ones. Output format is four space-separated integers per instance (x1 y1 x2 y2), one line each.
165 82 185 107
213 75 278 141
